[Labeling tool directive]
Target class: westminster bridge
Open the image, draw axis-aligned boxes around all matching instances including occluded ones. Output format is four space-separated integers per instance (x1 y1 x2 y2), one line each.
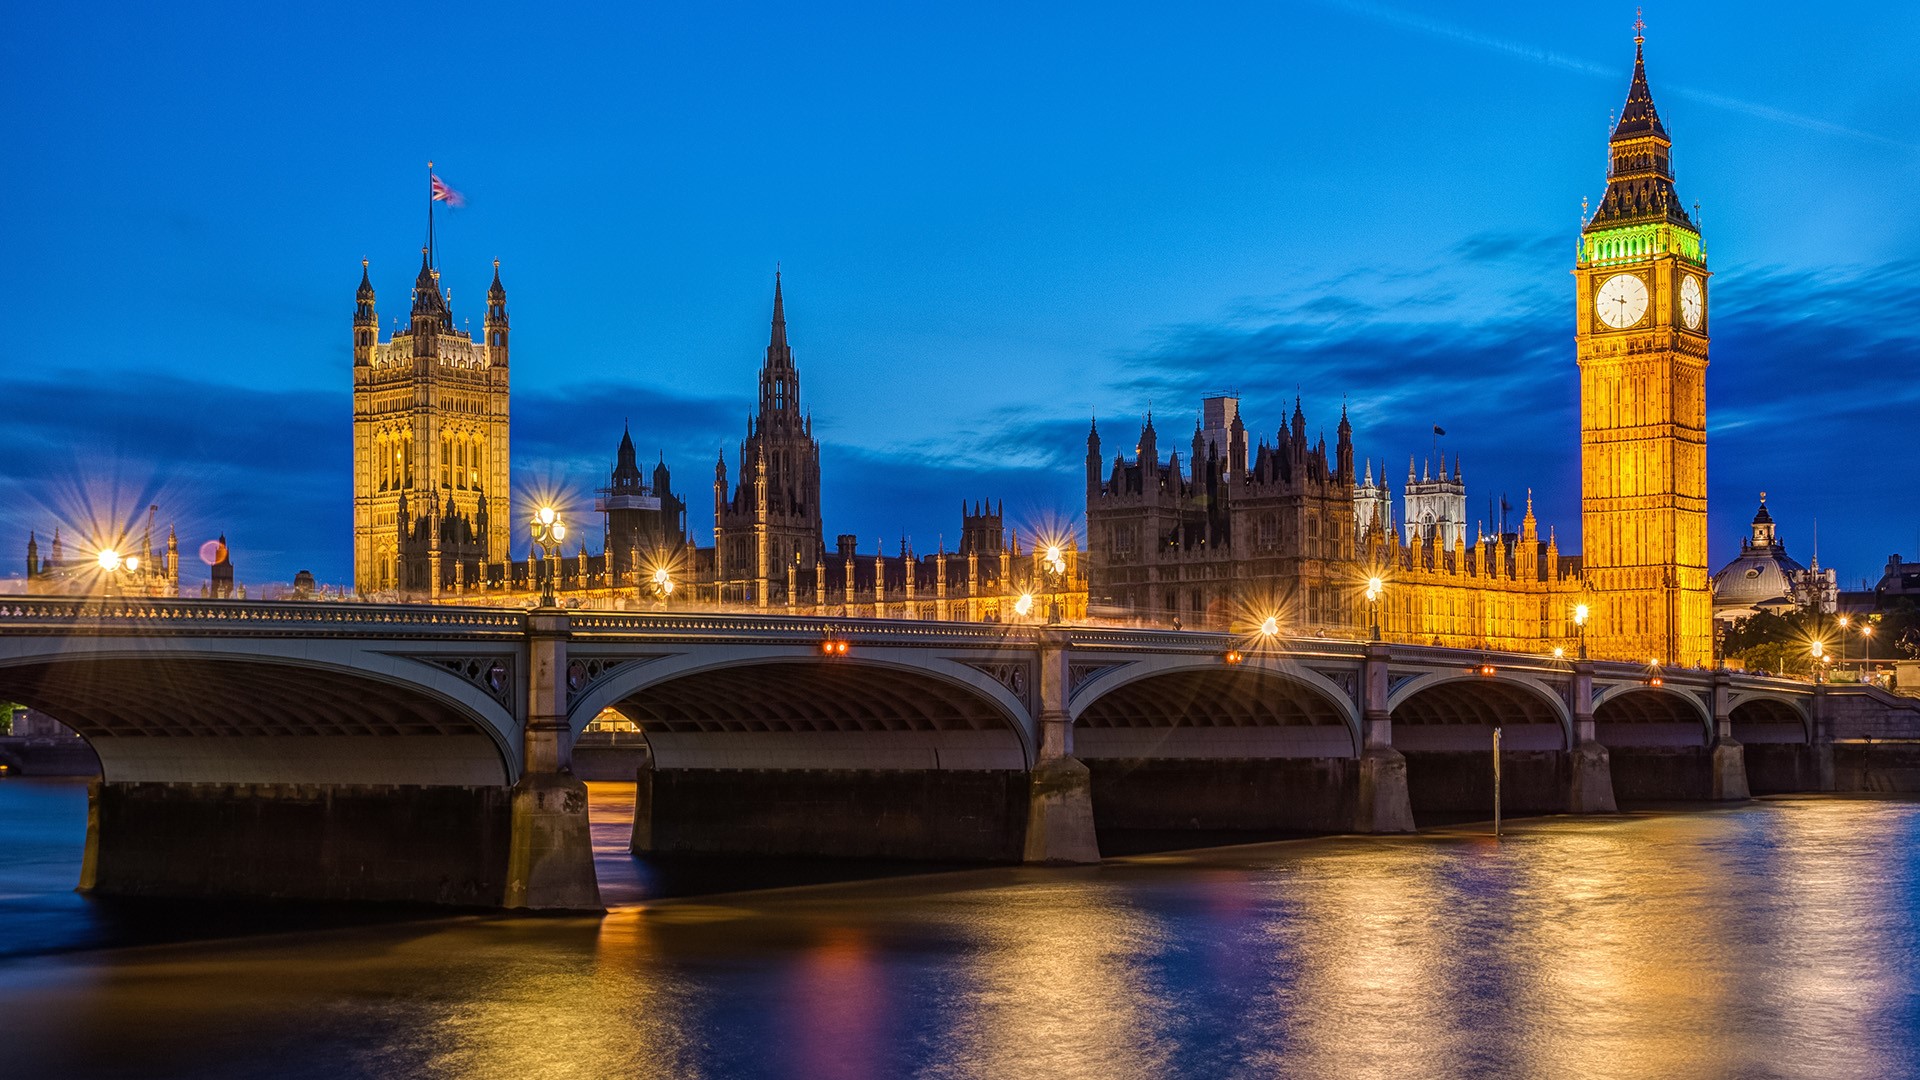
2 597 1916 911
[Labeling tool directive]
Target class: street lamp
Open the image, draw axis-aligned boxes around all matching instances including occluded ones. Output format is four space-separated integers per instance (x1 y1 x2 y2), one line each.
1838 615 1850 666
1260 615 1280 638
1014 592 1035 618
1041 544 1068 625
94 548 142 596
1573 602 1590 660
1810 638 1824 684
1365 576 1383 641
530 507 567 608
650 565 676 609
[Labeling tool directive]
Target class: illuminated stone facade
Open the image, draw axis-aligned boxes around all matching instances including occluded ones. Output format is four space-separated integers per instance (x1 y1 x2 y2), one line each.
1363 492 1582 652
1085 398 1579 648
351 252 512 598
1575 32 1713 666
1084 400 1362 631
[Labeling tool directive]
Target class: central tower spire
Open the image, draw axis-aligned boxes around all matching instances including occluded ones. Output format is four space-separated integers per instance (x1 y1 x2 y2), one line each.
720 268 825 607
759 270 800 421
768 268 788 356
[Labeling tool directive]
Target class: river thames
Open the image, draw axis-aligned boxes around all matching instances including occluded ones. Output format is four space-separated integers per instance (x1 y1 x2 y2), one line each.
1 779 1916 1079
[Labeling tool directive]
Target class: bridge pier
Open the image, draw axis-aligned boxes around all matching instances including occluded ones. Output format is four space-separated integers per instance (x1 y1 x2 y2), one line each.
1708 670 1751 802
1567 660 1619 813
628 742 656 853
1023 630 1101 864
1354 642 1415 833
1810 684 1836 792
506 611 601 911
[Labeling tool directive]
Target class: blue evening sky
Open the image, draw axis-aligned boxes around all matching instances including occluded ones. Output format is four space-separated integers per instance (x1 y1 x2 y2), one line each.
3 1 1916 590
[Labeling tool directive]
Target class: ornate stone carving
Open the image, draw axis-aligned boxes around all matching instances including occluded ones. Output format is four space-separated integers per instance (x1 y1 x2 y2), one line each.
1310 667 1360 706
964 661 1032 709
1068 662 1125 698
418 655 515 710
564 655 666 707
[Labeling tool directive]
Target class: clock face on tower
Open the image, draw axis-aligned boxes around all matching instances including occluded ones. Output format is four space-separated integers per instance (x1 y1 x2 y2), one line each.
1595 273 1649 329
1680 274 1704 330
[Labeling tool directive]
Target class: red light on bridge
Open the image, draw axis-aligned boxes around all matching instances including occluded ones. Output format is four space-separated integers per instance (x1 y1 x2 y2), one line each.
1224 650 1244 665
1646 675 1664 687
1475 662 1497 677
821 639 850 656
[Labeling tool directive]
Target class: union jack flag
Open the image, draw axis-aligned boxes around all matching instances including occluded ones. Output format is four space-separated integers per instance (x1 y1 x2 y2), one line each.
430 173 465 208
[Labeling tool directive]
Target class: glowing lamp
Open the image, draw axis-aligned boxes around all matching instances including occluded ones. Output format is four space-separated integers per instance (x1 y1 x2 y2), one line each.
1553 646 1565 659
96 549 122 571
1224 650 1243 665
125 556 140 572
1043 545 1066 576
538 506 556 526
1014 593 1035 617
1475 662 1497 677
1260 616 1279 637
1573 603 1589 627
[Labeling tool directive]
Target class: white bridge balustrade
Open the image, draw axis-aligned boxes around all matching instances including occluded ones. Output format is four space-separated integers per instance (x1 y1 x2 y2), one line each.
1 597 1912 911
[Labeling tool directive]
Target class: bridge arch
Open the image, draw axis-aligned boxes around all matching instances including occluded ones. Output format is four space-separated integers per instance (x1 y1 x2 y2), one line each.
1729 694 1811 744
1592 683 1713 747
0 638 518 785
1386 670 1573 750
567 646 1038 770
1068 654 1361 759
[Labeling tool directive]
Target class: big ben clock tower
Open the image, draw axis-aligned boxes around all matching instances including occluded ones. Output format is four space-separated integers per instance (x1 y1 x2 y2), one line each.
1576 20 1713 667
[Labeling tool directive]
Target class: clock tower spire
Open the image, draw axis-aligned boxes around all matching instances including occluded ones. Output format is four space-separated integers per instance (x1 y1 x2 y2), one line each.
1575 19 1712 667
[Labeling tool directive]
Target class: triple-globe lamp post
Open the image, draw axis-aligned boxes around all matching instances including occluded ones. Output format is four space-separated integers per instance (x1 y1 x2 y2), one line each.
530 507 567 608
1042 545 1068 625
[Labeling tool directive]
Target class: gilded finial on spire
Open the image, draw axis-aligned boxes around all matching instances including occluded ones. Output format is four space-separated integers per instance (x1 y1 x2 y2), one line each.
1634 7 1646 45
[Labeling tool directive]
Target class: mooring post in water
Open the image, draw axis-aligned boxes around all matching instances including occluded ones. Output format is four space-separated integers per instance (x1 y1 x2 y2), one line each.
1492 724 1502 838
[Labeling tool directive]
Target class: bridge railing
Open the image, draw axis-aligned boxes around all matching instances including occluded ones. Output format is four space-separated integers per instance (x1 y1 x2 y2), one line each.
0 594 1829 696
0 596 526 638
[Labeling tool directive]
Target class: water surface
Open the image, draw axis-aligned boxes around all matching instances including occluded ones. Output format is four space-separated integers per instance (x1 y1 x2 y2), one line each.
2 779 1916 1079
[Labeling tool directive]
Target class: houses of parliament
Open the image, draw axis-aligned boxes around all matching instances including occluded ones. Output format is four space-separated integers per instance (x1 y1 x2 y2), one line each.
348 29 1712 665
350 261 1084 623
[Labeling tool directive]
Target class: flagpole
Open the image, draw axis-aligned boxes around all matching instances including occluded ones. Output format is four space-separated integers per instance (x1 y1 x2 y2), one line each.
426 160 435 268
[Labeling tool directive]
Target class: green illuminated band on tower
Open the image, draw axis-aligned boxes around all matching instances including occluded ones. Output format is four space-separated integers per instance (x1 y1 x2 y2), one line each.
1581 224 1704 266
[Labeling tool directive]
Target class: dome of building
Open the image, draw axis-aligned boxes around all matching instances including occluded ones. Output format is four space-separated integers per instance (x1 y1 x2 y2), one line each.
1712 496 1810 615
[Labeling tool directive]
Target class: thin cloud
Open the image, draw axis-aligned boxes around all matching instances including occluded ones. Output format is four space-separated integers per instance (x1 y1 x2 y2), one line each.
1314 0 1914 150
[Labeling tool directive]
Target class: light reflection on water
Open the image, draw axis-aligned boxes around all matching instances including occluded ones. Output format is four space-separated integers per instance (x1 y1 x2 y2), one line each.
1 781 1917 1079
